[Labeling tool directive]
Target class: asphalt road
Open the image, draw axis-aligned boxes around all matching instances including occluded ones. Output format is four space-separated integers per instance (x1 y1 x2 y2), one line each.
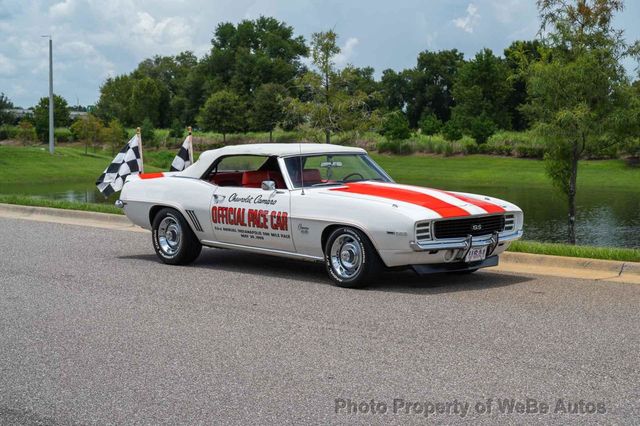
1 217 639 425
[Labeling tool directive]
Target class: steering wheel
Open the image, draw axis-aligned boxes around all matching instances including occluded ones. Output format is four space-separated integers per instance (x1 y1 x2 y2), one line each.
342 172 365 182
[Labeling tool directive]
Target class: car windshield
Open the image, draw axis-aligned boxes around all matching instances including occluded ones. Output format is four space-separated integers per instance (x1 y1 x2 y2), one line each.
284 154 391 188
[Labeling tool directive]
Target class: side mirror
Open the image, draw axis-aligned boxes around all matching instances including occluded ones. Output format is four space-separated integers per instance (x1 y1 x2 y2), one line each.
261 180 276 191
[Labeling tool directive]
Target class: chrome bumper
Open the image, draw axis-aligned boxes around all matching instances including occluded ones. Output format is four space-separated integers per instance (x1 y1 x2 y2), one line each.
409 230 523 252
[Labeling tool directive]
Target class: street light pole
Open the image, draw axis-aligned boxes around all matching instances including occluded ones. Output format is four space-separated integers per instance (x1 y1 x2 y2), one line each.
42 35 54 154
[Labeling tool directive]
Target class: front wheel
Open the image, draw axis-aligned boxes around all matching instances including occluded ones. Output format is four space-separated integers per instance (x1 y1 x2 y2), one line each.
324 227 381 288
152 208 202 265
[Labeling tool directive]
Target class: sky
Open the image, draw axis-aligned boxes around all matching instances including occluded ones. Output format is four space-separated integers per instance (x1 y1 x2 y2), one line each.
1 0 639 108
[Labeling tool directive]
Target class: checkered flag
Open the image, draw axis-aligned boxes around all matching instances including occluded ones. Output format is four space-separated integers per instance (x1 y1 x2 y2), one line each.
170 134 193 172
96 134 142 197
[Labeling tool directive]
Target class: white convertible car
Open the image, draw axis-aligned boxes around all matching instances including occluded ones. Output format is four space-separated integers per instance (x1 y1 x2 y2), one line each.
117 143 523 287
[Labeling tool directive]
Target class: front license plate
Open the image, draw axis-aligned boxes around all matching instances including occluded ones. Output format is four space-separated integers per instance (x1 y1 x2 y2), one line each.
465 246 487 263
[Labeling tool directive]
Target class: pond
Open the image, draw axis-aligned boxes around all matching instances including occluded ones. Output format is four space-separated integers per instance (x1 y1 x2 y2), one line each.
1 180 638 248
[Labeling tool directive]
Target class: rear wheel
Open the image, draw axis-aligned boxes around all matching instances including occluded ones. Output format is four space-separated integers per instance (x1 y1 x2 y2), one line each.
152 208 202 265
324 227 381 288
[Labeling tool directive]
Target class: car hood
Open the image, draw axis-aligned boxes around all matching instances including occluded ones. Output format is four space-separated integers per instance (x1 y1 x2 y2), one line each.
319 181 520 219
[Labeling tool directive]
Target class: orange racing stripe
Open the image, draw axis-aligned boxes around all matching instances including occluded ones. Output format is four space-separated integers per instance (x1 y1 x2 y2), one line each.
443 191 505 214
139 172 164 179
330 183 470 218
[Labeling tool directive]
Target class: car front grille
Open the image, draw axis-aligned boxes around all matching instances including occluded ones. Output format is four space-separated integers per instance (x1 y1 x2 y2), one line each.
433 215 505 239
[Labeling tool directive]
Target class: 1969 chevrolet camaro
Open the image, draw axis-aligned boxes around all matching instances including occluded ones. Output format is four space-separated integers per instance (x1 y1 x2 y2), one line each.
117 143 523 287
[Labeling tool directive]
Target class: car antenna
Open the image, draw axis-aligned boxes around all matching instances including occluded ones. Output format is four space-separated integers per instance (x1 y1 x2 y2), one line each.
299 141 305 195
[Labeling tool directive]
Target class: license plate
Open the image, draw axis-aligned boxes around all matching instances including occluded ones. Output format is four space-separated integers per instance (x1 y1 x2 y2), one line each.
465 246 487 263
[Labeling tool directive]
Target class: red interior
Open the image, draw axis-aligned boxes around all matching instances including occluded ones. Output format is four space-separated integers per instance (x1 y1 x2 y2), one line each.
210 171 286 188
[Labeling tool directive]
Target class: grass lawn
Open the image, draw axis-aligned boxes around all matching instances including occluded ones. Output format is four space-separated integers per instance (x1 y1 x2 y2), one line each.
2 145 637 191
371 154 640 191
509 240 640 263
0 145 163 185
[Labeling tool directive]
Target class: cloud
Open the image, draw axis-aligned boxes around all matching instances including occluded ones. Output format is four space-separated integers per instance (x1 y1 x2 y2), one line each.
453 3 480 34
0 53 17 76
334 37 359 66
50 0 76 19
0 0 637 108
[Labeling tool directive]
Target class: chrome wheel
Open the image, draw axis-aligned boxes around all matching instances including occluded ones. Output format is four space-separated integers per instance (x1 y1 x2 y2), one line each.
329 233 363 279
157 216 182 256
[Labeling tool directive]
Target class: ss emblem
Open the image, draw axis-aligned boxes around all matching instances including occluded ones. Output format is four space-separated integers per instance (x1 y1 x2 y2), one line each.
471 224 482 231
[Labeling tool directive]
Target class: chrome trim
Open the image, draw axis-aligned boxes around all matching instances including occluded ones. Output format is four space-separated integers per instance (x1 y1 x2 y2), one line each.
114 199 125 208
201 240 324 262
409 230 523 252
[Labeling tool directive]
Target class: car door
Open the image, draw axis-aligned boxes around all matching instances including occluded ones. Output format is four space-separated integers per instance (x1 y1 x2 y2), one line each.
209 156 294 252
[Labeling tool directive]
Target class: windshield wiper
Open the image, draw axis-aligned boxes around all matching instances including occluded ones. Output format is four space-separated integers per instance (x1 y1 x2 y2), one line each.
311 182 343 187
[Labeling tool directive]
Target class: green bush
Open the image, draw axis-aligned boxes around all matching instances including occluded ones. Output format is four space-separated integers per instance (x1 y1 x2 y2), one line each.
54 127 73 142
169 119 185 138
442 121 463 141
468 116 496 144
380 110 411 141
16 120 37 145
514 145 544 158
0 125 18 140
377 140 415 155
419 113 442 136
140 118 158 148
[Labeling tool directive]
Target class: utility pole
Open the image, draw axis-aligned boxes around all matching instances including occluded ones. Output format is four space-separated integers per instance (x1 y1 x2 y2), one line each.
42 35 54 154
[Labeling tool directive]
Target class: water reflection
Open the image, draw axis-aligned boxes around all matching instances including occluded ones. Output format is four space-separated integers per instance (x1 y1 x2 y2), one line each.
1 182 638 248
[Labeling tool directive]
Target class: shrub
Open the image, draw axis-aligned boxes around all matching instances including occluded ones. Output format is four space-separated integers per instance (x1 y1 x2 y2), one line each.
442 121 463 141
140 117 157 148
168 119 184 138
380 110 411 141
377 140 415 155
468 116 496 144
0 124 18 140
514 145 544 159
54 127 73 142
419 113 442 136
16 120 36 145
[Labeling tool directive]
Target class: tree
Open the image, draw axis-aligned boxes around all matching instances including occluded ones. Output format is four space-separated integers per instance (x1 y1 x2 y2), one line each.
380 69 411 112
203 16 308 97
504 40 543 130
408 49 464 127
129 77 168 127
289 30 379 143
101 119 127 156
70 114 103 154
95 75 134 125
197 90 246 142
524 0 640 244
252 83 287 141
310 30 340 144
0 92 15 125
451 48 512 141
33 94 71 142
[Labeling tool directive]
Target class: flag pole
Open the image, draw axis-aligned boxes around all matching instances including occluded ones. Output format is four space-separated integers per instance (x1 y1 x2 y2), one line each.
136 126 144 173
188 126 194 164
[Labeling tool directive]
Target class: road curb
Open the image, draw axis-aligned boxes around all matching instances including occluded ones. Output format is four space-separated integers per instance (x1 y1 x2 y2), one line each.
497 252 640 284
1 203 638 283
0 203 144 232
